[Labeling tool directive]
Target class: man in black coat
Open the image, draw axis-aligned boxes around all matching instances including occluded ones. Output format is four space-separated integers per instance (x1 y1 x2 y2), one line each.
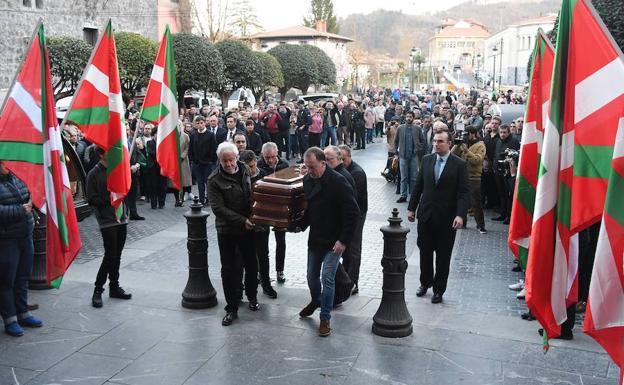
339 145 367 294
189 116 217 206
407 131 470 304
256 142 289 283
298 147 359 337
492 124 520 224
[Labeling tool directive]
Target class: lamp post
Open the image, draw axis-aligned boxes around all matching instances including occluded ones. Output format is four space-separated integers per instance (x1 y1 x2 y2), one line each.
476 53 482 88
498 38 503 95
410 47 416 94
492 45 498 93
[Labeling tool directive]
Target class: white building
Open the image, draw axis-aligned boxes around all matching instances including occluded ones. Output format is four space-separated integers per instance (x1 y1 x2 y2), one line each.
484 14 557 87
246 22 354 87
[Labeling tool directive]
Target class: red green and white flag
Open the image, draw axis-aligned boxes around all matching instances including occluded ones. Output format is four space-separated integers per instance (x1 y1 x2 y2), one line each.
0 22 82 287
508 29 554 270
140 25 181 190
526 0 624 347
583 119 624 385
66 20 130 218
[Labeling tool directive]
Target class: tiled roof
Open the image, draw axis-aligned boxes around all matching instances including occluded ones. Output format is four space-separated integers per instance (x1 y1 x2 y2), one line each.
247 25 354 42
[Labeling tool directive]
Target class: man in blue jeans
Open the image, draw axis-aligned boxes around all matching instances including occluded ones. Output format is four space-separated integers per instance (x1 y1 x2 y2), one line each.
297 147 359 336
394 111 426 203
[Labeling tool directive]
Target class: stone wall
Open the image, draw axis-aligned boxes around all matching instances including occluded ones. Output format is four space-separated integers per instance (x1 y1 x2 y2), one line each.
0 0 169 89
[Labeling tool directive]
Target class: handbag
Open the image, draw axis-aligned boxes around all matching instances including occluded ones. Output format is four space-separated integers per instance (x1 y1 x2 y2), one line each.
391 156 399 172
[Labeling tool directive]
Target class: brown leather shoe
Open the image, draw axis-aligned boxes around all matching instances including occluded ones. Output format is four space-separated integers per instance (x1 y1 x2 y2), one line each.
319 319 331 337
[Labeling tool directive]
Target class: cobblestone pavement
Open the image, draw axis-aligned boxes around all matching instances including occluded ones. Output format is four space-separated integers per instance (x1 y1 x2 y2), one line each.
1 137 613 385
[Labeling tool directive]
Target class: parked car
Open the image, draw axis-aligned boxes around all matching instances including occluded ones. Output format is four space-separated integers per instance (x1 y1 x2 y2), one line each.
227 87 256 110
297 93 339 105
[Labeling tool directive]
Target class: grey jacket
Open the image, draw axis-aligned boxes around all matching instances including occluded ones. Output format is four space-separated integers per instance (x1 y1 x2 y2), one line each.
394 123 426 160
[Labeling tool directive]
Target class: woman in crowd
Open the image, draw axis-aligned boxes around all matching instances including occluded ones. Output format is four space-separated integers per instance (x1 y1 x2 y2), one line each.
0 161 42 337
309 105 323 148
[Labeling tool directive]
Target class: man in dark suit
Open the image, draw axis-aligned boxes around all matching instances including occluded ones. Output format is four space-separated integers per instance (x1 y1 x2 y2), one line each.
407 131 470 304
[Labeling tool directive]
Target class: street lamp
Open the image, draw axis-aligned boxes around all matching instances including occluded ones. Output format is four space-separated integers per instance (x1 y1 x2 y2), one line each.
476 53 482 88
410 47 417 94
492 45 498 93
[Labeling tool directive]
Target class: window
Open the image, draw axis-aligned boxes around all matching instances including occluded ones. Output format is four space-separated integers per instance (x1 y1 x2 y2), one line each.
299 40 309 45
35 0 43 8
23 0 32 6
279 41 287 45
457 41 465 48
83 27 98 46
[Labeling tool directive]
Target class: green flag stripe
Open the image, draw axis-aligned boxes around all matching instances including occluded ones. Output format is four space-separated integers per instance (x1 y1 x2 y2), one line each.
516 174 537 214
66 106 109 126
50 275 63 289
574 145 613 178
518 246 529 271
0 141 44 164
104 139 126 174
605 170 624 226
141 103 169 124
557 182 572 228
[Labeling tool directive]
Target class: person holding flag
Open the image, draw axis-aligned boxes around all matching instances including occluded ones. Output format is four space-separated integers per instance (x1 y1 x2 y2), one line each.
63 20 131 307
0 161 42 337
86 147 132 307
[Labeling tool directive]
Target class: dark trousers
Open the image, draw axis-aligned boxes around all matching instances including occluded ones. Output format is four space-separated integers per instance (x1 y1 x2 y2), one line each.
192 162 213 204
126 176 139 215
309 132 321 148
494 172 510 218
274 229 286 272
277 130 289 156
482 170 499 208
95 224 127 288
417 218 457 295
147 167 166 208
578 222 600 302
254 229 271 284
355 127 366 149
217 231 257 312
0 236 33 324
375 122 384 137
469 179 485 228
297 130 309 156
343 212 366 284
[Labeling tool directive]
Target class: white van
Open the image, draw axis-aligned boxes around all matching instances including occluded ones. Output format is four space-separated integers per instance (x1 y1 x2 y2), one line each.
227 87 256 110
297 93 339 105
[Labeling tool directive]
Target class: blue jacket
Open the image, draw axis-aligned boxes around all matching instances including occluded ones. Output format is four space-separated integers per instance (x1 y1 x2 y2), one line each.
0 172 34 240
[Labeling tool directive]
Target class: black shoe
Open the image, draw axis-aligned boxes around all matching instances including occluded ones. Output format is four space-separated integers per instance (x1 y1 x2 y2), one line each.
276 271 286 284
491 215 506 221
416 286 428 297
521 311 535 321
556 329 574 340
129 213 145 220
396 196 407 203
511 265 523 272
503 218 510 225
158 205 165 209
174 202 183 207
109 285 132 300
262 284 277 299
92 287 104 308
248 298 260 311
351 283 359 295
478 227 487 234
222 312 238 326
299 302 320 317
431 293 443 304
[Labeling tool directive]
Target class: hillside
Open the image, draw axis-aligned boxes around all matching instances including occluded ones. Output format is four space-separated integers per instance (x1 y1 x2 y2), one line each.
338 0 560 60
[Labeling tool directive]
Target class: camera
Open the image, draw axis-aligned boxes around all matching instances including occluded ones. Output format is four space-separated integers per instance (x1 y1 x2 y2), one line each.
497 148 520 176
453 130 470 145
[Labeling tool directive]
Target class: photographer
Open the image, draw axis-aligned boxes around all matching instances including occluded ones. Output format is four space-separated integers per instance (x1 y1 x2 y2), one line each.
451 126 487 233
492 125 520 224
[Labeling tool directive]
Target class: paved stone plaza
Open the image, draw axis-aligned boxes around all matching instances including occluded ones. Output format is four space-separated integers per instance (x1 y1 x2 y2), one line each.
0 141 618 385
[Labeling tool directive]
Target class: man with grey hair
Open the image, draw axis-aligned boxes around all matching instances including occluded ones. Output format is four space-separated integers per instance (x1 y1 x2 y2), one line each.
208 142 259 326
257 142 290 283
323 146 356 193
338 144 367 294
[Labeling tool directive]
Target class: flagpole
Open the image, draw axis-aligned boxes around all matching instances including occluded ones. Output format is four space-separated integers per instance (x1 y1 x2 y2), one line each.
0 19 43 113
59 18 112 130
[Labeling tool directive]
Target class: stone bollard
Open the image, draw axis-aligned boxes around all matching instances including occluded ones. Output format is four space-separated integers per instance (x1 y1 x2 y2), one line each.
181 197 218 309
372 208 413 337
30 210 51 290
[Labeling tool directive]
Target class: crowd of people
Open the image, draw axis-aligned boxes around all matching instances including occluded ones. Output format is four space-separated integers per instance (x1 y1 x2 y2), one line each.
3 84 545 338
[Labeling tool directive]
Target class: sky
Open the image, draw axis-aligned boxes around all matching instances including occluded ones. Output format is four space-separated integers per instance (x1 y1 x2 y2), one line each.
249 0 468 31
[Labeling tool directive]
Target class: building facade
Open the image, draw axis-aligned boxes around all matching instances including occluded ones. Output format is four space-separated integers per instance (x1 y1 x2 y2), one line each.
428 19 490 70
247 22 353 87
484 15 556 87
0 0 186 90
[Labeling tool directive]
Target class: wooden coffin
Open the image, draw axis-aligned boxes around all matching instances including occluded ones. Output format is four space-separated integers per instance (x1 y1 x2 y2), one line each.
251 166 306 229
